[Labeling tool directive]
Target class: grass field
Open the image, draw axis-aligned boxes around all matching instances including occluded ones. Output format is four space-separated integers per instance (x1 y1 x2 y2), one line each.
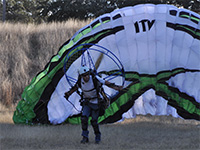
0 103 199 150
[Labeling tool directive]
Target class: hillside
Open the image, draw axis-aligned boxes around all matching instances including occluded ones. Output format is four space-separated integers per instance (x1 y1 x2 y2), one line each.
0 20 90 105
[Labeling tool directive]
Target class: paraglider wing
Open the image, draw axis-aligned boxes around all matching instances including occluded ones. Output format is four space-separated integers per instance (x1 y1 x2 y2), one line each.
13 4 200 125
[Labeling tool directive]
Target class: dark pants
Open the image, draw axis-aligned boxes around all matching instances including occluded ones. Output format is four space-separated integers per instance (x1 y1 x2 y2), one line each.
81 102 101 139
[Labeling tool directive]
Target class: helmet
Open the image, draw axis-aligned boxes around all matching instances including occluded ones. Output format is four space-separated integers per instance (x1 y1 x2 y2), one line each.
79 66 90 75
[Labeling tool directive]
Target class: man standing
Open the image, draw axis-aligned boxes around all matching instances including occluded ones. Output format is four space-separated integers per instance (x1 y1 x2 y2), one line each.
64 66 122 144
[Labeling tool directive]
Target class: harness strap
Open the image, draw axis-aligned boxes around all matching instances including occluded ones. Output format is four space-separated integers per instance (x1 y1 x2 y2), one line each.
84 97 98 101
82 88 95 92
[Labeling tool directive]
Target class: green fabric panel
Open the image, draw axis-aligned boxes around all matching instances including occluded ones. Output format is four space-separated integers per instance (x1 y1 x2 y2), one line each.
66 116 93 125
180 15 190 19
102 20 111 24
191 16 200 22
58 40 74 56
13 61 63 124
73 33 83 43
180 14 200 22
178 25 200 35
92 22 102 29
125 72 140 80
82 28 91 35
156 82 200 115
51 55 61 62
66 117 81 124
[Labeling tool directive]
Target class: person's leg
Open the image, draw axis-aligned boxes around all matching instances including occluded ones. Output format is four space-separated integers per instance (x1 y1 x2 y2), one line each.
90 104 101 143
81 105 90 143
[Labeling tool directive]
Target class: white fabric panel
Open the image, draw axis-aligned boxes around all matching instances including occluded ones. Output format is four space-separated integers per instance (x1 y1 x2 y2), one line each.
121 89 179 121
48 76 81 125
168 72 200 103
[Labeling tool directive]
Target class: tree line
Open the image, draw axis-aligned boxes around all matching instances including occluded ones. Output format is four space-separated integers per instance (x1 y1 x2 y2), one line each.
0 0 200 23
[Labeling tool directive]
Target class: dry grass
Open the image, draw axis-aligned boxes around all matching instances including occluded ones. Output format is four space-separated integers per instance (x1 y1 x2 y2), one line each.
0 103 16 124
0 103 200 150
0 117 200 150
0 20 91 105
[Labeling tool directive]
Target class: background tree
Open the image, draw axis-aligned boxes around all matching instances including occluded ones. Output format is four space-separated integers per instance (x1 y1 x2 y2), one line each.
0 1 2 21
1 0 200 23
37 0 116 22
5 0 36 23
2 0 44 23
38 0 200 22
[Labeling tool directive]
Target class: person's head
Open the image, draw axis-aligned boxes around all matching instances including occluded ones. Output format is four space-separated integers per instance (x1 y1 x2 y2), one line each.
79 66 90 82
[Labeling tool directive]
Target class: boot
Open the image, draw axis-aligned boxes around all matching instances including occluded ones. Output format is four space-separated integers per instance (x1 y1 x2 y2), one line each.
81 136 89 144
95 133 101 144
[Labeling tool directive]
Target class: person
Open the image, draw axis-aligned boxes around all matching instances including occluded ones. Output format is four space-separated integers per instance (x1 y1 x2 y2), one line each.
64 66 122 144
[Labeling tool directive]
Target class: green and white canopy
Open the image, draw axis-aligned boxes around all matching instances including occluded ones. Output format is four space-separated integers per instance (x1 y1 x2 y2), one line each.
13 4 200 125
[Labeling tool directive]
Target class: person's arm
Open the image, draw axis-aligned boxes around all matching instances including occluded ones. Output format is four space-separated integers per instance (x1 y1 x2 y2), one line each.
95 75 123 91
64 85 78 99
105 80 123 91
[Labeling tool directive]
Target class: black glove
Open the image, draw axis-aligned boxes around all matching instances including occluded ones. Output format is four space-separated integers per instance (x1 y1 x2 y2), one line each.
64 92 70 99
